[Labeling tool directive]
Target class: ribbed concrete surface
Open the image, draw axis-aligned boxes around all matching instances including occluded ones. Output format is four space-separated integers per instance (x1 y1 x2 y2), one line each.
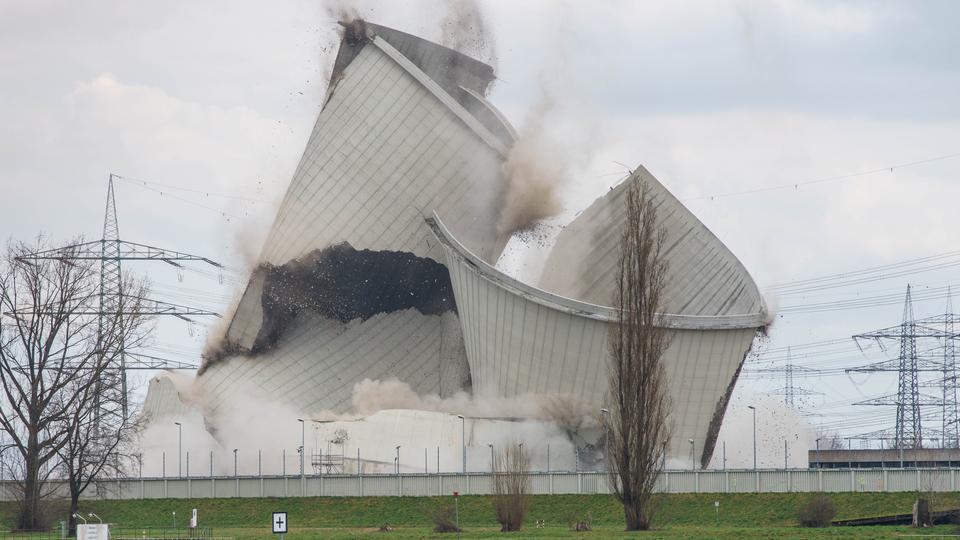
259 38 509 268
201 310 469 419
539 166 764 318
203 29 516 416
141 376 194 421
429 215 758 462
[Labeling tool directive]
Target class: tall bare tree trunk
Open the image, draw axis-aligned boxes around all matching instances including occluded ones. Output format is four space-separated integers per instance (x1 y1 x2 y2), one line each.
0 237 148 531
606 178 672 531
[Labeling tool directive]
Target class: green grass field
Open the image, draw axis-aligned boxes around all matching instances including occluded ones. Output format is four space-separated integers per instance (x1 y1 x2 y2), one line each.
3 492 959 538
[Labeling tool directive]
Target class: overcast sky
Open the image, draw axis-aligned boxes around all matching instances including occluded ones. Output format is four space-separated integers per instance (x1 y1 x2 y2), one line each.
2 0 959 449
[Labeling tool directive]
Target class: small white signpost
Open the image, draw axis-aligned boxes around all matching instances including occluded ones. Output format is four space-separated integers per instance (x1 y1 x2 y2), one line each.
77 523 109 540
272 511 288 539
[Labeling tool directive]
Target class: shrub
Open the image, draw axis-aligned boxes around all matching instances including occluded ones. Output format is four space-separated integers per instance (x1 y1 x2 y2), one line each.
797 494 836 528
492 444 530 532
568 511 593 531
429 505 461 533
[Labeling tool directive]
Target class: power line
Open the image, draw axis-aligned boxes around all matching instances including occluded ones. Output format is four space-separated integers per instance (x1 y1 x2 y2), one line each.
683 151 960 202
113 174 264 203
779 283 957 314
113 175 250 221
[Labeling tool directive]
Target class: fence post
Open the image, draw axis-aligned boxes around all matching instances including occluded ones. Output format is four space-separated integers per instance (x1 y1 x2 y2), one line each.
818 469 823 492
754 470 759 493
694 470 699 493
578 472 583 494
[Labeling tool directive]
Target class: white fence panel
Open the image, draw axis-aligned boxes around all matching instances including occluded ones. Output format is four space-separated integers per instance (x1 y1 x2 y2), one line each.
10 468 960 500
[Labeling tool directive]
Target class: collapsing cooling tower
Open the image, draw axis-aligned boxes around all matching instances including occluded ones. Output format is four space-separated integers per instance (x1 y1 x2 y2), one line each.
145 22 765 467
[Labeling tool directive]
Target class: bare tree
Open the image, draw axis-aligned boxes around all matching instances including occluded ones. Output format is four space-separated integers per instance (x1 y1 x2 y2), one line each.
606 178 672 531
58 297 147 537
0 238 146 530
491 443 530 532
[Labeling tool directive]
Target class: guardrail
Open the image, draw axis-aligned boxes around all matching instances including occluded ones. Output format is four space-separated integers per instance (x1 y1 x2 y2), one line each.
1 468 958 500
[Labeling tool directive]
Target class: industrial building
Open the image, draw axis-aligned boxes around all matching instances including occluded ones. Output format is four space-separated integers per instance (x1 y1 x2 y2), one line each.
810 448 960 469
144 20 766 468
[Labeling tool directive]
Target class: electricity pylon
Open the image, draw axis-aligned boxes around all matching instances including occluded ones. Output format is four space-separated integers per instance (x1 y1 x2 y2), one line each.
758 347 823 409
849 285 954 449
15 174 221 421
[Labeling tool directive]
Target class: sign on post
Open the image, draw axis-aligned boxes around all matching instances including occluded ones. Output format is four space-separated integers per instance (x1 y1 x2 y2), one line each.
272 511 288 536
77 523 109 540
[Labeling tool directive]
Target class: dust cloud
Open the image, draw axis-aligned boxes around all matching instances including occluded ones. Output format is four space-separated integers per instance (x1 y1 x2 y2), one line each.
439 0 497 70
138 375 599 475
496 90 568 236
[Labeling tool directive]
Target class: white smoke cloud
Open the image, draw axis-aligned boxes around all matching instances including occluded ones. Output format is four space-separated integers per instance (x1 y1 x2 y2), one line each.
138 375 600 475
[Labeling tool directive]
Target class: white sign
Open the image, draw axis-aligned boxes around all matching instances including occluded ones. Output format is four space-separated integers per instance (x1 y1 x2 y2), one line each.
77 523 109 540
190 508 198 528
272 512 288 534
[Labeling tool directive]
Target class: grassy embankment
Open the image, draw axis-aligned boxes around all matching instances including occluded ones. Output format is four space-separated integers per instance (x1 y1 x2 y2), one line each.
2 492 958 538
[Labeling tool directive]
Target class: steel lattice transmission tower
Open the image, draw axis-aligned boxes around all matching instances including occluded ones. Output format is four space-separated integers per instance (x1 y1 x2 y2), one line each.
925 289 960 447
849 285 952 449
896 285 922 448
16 174 222 420
758 347 822 409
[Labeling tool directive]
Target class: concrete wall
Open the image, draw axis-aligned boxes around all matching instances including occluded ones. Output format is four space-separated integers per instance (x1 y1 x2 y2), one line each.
198 310 469 417
428 215 758 464
7 468 960 501
539 166 765 318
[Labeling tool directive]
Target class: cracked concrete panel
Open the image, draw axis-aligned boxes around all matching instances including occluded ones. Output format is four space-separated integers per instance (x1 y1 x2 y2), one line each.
199 309 469 419
429 214 759 464
539 166 765 319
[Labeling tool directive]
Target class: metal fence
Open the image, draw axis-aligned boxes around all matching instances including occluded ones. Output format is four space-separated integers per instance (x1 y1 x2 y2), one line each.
109 527 216 539
2 468 960 500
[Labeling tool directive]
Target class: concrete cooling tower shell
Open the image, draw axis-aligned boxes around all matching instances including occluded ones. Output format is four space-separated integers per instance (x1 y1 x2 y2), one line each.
193 22 518 414
539 165 764 317
428 169 765 467
143 22 765 468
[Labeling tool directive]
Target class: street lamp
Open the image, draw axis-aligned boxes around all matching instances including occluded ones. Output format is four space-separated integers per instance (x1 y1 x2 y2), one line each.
487 443 494 472
600 408 610 471
457 415 465 473
88 513 102 524
518 442 524 468
747 405 757 470
73 513 87 525
688 438 696 470
395 445 401 475
233 448 238 477
815 438 822 469
297 418 305 478
174 422 182 477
